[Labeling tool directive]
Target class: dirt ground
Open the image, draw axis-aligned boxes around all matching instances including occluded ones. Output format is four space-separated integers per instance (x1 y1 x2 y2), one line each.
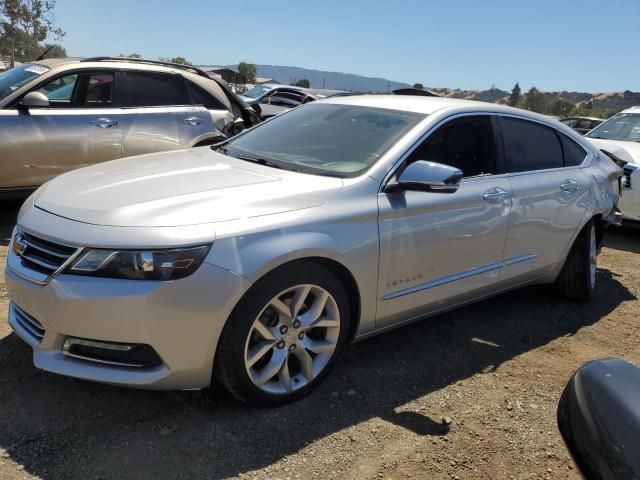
0 200 638 480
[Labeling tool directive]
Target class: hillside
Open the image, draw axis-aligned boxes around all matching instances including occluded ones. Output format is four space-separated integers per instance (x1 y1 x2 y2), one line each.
228 64 411 92
227 64 638 117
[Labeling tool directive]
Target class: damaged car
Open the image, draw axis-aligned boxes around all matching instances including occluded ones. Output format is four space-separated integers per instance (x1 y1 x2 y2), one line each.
6 96 621 406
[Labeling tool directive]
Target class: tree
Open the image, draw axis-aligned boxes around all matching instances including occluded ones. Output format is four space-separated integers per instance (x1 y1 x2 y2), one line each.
550 98 574 117
120 52 142 59
523 86 546 113
159 56 192 65
238 61 256 84
413 83 424 90
508 82 521 107
291 78 310 88
0 0 65 64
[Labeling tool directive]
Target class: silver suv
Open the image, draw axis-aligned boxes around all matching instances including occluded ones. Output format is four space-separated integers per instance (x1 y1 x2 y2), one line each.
0 57 260 195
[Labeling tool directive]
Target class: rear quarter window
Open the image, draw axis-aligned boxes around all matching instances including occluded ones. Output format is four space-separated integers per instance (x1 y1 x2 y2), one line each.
560 134 587 167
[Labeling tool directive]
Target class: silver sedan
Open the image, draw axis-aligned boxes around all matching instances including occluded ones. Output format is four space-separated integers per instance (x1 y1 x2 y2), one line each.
5 95 622 405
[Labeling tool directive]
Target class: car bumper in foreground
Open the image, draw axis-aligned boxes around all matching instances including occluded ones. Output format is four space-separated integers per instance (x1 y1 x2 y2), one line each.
5 261 249 390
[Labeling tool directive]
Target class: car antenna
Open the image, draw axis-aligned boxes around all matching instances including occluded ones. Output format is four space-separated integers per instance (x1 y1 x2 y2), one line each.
34 45 55 61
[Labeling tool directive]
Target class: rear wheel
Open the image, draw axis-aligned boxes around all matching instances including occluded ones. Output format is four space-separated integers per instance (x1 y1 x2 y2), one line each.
556 220 597 301
215 262 350 406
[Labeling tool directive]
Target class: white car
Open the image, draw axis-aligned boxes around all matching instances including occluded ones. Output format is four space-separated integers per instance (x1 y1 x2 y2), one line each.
586 106 640 222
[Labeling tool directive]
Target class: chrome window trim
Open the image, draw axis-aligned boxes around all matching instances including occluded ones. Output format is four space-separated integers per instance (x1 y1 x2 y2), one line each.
378 111 594 192
381 254 537 300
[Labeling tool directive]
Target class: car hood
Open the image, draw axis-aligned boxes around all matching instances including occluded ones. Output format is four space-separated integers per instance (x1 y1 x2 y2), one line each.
34 148 343 227
587 138 640 166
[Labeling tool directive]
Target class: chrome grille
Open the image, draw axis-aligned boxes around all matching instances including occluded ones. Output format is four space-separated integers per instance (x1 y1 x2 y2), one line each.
10 303 45 345
13 229 78 277
623 165 635 189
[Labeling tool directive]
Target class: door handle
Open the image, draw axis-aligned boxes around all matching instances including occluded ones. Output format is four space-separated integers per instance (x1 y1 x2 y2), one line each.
183 117 203 126
483 187 509 203
90 118 118 128
560 179 579 193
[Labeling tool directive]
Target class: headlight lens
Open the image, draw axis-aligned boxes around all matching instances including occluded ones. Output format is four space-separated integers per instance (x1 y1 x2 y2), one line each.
66 245 211 281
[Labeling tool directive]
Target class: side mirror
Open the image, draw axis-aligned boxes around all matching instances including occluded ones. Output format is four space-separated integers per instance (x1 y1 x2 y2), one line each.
385 160 463 194
228 118 246 137
557 359 640 479
20 91 50 109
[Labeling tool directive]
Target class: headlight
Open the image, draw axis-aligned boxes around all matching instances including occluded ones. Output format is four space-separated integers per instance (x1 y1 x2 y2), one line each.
66 245 211 281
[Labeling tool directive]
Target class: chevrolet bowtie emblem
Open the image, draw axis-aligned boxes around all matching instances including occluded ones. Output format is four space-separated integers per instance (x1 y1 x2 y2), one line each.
12 233 27 257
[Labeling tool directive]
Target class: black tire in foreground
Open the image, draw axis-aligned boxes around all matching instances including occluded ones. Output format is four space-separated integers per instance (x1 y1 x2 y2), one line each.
556 220 597 302
215 261 351 406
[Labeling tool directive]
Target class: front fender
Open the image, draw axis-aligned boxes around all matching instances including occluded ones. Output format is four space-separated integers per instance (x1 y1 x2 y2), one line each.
204 220 379 335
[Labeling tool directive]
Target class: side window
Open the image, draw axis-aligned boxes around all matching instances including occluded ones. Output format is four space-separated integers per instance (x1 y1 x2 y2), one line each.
560 134 587 167
406 116 497 177
501 117 563 172
122 71 188 107
186 81 226 110
82 73 114 107
36 73 79 107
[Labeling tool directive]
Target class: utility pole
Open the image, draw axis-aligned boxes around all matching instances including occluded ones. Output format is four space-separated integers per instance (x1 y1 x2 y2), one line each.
10 19 15 68
322 78 326 88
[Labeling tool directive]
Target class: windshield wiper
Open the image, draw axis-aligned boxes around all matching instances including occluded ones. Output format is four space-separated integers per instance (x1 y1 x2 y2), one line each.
236 155 284 170
213 144 230 155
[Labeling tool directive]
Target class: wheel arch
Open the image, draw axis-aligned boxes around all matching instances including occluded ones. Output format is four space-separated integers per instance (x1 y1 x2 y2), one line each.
238 256 362 344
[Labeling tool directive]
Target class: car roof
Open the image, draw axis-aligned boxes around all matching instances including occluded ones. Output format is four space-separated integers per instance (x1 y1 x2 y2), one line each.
561 116 604 121
32 57 208 79
323 94 495 114
621 106 640 114
322 95 588 132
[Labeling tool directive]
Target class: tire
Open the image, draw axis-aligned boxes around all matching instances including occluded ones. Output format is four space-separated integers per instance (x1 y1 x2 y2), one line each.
214 261 351 406
556 220 597 302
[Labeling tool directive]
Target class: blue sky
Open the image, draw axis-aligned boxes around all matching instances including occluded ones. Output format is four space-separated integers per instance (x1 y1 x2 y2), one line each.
53 0 638 92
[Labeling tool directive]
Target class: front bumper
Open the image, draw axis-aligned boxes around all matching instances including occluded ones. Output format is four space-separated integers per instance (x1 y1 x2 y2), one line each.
5 258 249 390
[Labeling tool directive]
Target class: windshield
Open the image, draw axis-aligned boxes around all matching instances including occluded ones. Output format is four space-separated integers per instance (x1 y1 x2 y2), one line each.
225 103 426 177
0 64 50 101
587 113 640 143
242 85 272 99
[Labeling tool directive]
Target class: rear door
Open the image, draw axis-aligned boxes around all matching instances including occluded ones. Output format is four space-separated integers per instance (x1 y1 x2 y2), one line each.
0 70 124 189
499 116 591 283
118 70 214 157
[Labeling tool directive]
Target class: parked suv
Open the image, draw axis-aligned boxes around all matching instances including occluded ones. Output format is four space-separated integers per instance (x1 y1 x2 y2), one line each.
6 96 621 406
0 57 260 195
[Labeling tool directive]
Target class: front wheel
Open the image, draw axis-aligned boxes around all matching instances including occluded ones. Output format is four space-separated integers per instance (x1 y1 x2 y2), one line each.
556 220 597 301
214 262 350 406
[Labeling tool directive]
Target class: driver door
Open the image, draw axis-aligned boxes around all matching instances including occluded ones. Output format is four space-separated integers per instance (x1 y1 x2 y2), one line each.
376 114 512 328
0 71 124 189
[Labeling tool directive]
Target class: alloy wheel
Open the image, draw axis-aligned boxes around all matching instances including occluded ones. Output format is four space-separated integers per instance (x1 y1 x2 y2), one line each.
243 284 340 394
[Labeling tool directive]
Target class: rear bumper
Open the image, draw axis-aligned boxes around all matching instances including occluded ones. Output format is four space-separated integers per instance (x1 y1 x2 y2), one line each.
5 261 249 390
